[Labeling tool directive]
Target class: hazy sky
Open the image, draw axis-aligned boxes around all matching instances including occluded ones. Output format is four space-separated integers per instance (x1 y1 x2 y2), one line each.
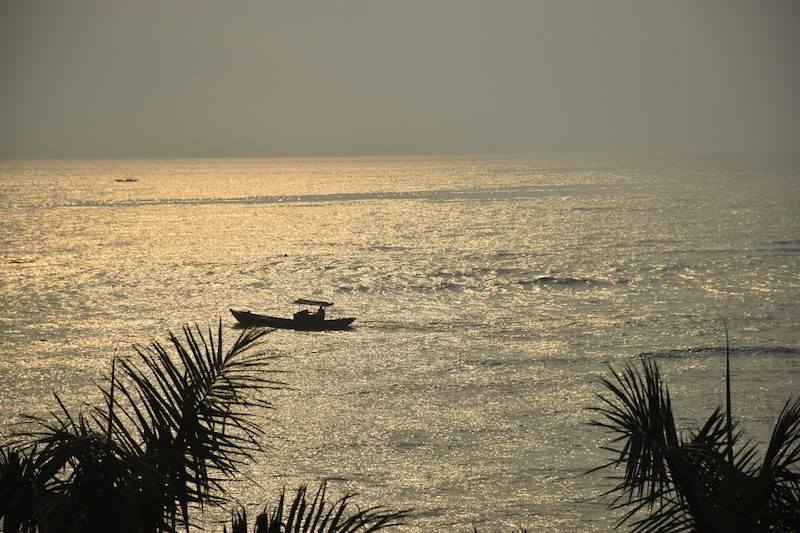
1 1 798 158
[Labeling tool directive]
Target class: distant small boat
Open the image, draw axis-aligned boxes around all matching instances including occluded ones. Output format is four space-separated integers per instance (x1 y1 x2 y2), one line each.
230 299 355 331
114 178 138 182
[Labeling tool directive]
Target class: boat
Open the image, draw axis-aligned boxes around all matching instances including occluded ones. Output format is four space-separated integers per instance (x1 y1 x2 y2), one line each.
230 299 356 331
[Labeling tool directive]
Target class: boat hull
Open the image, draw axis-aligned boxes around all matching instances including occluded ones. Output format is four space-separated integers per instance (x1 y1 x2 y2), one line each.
230 309 355 330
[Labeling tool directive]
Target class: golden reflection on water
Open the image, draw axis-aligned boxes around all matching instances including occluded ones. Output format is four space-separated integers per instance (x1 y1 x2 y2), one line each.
1 157 798 531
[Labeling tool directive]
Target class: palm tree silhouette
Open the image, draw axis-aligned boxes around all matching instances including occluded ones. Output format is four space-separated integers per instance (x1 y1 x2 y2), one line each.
590 351 800 532
0 323 284 532
225 481 409 533
0 322 409 533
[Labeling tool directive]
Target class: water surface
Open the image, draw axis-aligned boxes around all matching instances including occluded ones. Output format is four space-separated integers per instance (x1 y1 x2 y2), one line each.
1 155 798 531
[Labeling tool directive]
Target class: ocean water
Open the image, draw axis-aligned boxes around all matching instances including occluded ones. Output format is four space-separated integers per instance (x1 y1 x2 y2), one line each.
0 154 798 531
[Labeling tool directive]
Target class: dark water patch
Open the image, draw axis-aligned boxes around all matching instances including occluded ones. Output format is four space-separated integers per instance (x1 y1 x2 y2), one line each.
635 238 686 246
641 346 799 360
337 284 372 294
63 184 613 209
493 250 524 259
518 276 607 287
493 267 530 276
754 249 800 256
406 281 468 293
460 357 506 369
571 206 614 212
755 241 800 253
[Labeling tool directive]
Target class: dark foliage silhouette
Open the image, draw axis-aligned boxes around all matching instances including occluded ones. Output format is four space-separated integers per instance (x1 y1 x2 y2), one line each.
0 323 283 532
591 355 800 532
224 481 408 533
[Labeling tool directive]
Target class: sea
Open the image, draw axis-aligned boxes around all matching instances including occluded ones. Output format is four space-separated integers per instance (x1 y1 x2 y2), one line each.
1 154 798 531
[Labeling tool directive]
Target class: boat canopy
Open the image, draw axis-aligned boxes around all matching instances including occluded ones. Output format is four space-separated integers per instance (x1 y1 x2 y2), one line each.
294 298 334 307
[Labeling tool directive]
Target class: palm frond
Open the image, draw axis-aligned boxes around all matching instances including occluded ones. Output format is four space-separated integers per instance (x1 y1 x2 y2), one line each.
762 397 800 477
1 321 284 533
107 324 284 523
591 354 800 532
590 357 741 531
0 447 48 533
7 393 170 533
757 396 800 530
589 357 679 510
227 481 410 533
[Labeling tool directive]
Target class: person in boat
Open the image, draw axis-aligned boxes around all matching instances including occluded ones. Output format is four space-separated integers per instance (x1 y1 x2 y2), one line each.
316 306 325 320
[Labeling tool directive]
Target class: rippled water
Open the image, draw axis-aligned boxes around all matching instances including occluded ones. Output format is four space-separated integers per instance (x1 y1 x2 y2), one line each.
1 155 798 531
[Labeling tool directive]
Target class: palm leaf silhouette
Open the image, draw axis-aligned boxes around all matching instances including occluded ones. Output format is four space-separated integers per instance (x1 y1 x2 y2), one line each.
591 355 800 532
0 322 284 532
225 481 409 533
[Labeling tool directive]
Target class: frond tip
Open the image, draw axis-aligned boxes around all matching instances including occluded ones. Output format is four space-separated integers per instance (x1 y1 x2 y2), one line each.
1 320 286 533
105 323 286 502
590 355 800 532
227 481 411 533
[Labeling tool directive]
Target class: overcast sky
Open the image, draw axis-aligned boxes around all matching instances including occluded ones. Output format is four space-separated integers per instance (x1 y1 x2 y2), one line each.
1 1 798 158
